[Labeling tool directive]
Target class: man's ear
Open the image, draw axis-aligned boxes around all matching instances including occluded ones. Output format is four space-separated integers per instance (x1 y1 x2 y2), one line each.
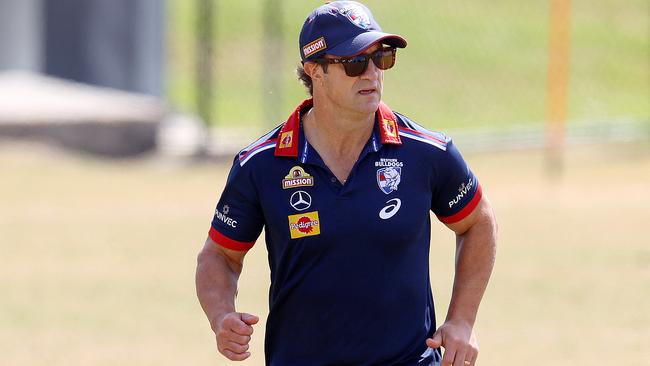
304 62 323 82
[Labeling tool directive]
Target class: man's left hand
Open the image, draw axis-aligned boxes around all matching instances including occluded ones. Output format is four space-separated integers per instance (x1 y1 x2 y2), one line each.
425 319 479 366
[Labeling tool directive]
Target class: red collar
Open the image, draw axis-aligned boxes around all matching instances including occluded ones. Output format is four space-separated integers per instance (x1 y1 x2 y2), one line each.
274 98 402 157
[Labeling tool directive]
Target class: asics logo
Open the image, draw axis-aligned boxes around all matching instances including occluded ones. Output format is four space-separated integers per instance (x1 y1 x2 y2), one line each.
290 191 312 211
379 198 401 219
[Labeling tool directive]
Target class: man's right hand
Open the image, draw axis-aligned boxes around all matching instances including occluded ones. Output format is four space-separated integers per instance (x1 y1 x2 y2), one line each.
215 312 259 361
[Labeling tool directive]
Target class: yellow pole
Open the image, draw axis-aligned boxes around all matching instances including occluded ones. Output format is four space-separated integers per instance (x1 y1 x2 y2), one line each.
546 0 571 176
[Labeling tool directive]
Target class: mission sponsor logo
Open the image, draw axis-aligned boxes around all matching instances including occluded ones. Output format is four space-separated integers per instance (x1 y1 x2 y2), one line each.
449 178 475 208
282 166 314 189
214 204 237 228
303 37 326 58
288 211 321 239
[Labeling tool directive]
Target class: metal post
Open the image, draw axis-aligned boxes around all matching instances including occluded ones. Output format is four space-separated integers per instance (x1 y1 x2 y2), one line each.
545 0 571 177
262 0 284 126
197 0 215 127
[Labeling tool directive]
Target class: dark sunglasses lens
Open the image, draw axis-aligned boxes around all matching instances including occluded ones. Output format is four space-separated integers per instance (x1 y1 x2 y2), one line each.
339 49 395 76
372 49 396 70
343 59 369 77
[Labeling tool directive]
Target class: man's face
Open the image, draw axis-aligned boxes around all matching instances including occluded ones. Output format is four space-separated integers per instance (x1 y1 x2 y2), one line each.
313 43 385 116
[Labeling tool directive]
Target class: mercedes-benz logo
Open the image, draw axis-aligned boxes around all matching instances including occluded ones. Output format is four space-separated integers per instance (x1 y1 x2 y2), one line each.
290 191 312 211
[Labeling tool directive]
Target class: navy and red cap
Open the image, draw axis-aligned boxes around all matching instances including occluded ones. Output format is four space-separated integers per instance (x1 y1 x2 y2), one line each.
299 1 408 61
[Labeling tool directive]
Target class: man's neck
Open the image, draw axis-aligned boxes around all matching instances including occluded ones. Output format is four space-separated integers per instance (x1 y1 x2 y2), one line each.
303 101 375 159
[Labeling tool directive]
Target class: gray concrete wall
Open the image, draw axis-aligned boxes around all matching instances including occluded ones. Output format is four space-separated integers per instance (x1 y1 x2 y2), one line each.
0 0 164 96
0 0 43 71
44 0 164 96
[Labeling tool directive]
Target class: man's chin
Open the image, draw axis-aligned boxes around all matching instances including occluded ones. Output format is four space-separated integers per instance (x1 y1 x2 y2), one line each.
353 94 381 113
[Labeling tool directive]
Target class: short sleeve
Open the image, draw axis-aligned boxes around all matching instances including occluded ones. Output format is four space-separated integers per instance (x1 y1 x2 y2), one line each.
431 139 482 224
208 156 264 251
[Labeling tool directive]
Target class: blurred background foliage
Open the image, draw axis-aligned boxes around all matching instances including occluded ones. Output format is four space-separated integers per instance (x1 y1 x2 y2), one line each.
166 0 648 132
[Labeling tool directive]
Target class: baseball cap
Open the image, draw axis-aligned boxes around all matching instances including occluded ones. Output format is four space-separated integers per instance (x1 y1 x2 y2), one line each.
299 1 407 61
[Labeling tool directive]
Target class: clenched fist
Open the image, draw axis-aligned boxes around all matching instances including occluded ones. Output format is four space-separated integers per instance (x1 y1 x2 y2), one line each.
426 319 479 366
214 312 259 361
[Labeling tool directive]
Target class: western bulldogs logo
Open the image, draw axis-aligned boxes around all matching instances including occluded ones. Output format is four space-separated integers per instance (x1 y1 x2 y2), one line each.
341 4 371 29
376 167 401 194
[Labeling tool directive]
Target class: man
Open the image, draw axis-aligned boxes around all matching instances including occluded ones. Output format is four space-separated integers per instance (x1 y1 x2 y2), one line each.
196 1 497 365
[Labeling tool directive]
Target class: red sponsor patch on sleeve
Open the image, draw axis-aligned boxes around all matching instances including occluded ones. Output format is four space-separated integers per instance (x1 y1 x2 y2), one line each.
437 184 483 224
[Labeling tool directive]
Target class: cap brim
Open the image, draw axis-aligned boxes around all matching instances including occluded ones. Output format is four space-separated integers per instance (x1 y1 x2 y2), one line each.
328 31 407 58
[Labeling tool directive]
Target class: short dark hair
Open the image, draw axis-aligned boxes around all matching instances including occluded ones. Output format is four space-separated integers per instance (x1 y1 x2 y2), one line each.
296 62 329 96
296 65 313 96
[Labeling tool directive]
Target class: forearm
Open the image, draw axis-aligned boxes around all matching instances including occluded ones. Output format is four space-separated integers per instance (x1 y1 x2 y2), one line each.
196 248 242 331
446 212 497 326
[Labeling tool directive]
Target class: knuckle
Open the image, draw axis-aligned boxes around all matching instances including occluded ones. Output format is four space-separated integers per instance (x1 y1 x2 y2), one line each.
224 349 245 361
222 315 236 326
232 335 246 344
230 351 249 361
222 331 240 343
230 343 248 353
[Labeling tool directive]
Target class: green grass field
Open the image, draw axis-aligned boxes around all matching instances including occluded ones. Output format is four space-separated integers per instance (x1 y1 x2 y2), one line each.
1 142 648 365
166 0 648 131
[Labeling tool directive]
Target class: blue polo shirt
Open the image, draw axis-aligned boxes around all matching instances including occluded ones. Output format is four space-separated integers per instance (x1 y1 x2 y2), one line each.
209 99 482 366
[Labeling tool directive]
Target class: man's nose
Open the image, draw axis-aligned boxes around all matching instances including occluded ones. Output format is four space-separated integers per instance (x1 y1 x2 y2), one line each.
360 58 381 80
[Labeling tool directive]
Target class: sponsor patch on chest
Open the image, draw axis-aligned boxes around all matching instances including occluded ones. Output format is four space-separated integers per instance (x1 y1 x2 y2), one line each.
282 166 314 189
288 211 321 239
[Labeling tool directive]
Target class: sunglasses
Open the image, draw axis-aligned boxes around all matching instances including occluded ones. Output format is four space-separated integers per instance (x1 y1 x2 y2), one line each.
314 47 397 77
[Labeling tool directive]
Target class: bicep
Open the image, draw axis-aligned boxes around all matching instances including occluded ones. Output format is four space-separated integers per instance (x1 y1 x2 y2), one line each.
201 236 248 269
444 195 496 236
